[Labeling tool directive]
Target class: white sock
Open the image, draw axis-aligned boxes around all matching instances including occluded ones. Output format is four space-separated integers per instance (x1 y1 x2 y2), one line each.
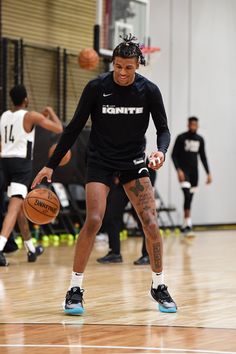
152 271 164 289
182 219 187 227
69 271 84 290
0 235 8 251
24 239 36 253
186 217 192 227
183 218 192 228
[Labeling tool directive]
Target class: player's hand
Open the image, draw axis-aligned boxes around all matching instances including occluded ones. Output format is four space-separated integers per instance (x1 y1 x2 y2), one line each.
41 108 50 118
31 167 53 189
206 174 212 184
148 151 164 170
42 106 54 119
177 169 185 182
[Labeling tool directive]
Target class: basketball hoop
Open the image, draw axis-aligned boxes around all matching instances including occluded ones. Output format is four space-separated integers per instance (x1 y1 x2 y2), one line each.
138 46 161 78
141 46 161 54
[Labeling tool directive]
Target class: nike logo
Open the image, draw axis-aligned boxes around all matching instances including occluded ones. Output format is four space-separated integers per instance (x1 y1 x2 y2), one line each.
103 93 113 97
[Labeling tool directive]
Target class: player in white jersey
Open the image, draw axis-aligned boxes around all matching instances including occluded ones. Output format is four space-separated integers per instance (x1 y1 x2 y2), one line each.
0 84 63 266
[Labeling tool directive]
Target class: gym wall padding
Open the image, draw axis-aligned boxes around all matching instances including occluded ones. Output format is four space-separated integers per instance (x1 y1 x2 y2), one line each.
2 0 96 52
2 0 103 121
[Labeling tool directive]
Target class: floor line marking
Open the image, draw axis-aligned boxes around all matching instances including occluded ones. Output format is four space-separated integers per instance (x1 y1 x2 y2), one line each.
1 322 236 331
0 344 235 354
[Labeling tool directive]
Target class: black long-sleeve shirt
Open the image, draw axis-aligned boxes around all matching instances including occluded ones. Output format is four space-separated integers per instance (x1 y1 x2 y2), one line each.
47 71 170 170
172 131 210 173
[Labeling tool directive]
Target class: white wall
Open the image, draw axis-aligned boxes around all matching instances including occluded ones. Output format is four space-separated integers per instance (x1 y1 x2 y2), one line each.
146 0 236 225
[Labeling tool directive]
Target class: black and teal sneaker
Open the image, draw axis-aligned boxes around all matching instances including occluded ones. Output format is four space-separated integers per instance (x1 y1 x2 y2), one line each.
150 284 177 313
63 287 84 315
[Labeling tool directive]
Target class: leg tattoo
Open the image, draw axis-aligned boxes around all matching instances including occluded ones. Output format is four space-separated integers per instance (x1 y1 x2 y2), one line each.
129 179 144 197
153 242 162 269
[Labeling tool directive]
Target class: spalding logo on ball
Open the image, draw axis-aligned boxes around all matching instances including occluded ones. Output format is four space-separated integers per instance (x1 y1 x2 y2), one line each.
23 188 60 225
78 48 99 70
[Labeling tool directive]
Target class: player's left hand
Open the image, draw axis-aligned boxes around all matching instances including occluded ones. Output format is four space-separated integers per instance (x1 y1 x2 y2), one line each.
206 174 212 184
148 151 165 170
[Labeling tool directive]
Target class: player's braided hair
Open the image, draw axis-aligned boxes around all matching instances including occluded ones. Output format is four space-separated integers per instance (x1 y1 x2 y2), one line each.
112 34 146 65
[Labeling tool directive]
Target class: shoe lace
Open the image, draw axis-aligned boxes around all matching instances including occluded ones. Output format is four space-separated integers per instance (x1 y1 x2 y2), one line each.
67 287 84 303
157 285 173 303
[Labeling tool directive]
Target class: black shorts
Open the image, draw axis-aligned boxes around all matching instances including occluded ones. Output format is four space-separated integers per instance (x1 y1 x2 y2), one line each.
1 158 32 198
86 160 150 187
180 168 198 191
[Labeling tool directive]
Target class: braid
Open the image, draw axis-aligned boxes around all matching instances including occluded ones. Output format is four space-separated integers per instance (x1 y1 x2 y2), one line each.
112 33 146 66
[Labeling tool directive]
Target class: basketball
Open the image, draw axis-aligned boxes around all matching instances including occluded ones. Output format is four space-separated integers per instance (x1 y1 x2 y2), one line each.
48 143 72 166
23 188 60 225
78 48 99 70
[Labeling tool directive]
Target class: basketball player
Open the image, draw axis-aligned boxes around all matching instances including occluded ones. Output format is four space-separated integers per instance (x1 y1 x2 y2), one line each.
32 35 177 314
0 84 63 266
172 116 212 233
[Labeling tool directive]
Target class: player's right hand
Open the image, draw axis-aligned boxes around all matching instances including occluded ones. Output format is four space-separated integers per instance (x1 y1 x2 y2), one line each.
31 167 53 189
42 106 54 118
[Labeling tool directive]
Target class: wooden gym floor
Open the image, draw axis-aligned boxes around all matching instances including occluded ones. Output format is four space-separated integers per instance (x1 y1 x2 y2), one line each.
0 230 236 353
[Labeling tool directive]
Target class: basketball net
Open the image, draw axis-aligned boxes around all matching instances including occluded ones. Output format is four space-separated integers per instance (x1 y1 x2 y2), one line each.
137 46 161 79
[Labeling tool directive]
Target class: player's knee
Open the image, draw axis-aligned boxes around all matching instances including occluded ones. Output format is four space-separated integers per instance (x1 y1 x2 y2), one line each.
8 199 23 214
141 215 158 236
85 214 103 234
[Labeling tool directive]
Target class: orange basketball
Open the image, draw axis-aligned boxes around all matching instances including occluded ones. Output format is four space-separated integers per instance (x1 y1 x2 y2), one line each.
48 143 71 166
23 188 60 225
78 48 99 70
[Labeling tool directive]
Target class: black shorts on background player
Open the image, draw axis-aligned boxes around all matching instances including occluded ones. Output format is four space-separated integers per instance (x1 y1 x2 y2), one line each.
2 158 32 194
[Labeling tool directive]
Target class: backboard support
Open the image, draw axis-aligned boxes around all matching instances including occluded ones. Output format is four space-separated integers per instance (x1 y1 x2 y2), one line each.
94 0 150 59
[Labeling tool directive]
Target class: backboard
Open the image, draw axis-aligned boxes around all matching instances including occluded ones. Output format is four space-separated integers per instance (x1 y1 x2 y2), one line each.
94 0 150 58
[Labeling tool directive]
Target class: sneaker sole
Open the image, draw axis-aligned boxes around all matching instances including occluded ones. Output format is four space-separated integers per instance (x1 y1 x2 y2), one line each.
62 301 84 315
159 304 177 313
64 307 84 315
149 291 177 313
184 233 196 238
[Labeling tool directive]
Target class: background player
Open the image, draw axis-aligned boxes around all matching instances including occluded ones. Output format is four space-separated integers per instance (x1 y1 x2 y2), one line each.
0 84 63 266
32 34 177 314
172 116 212 233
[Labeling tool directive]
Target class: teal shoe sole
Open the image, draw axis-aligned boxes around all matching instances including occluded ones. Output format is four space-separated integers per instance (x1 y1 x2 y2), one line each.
64 307 84 315
159 304 177 313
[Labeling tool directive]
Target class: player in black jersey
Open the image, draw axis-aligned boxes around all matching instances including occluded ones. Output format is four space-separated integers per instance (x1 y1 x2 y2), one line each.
32 34 177 314
172 117 212 233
